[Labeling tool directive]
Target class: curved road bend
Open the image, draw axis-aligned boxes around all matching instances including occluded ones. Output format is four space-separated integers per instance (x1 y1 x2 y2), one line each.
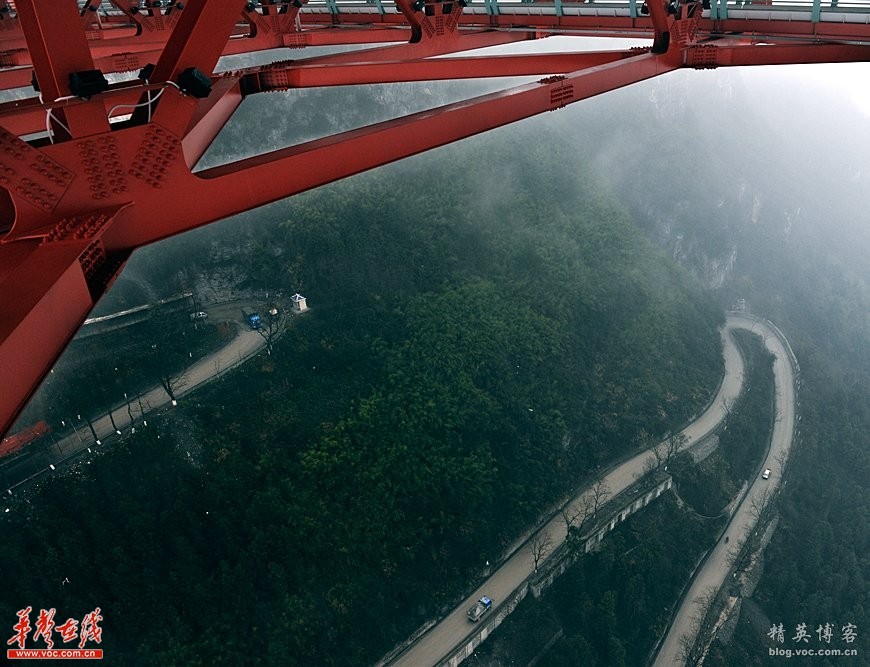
654 315 796 666
3 314 265 489
390 324 746 667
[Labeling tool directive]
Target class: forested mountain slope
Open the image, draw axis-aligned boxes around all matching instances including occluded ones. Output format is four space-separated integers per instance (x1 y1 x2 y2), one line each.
559 66 869 664
0 120 724 664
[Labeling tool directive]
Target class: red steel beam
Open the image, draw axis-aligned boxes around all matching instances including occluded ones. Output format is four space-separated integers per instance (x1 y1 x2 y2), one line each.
184 51 681 232
0 30 538 138
182 75 245 166
0 25 413 92
1 34 860 174
148 0 253 87
14 0 110 139
0 235 129 440
242 50 641 89
5 8 870 96
5 0 870 440
0 50 676 436
4 4 870 80
294 29 538 65
147 0 248 136
687 41 870 68
298 10 870 43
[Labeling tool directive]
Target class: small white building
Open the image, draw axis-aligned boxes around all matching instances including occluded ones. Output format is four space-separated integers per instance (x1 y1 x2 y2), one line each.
290 293 308 313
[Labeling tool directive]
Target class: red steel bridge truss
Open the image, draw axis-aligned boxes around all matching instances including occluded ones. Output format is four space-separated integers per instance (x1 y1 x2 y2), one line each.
1 0 869 436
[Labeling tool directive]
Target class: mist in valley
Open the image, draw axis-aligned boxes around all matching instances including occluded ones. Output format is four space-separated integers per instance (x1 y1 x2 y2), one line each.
3 42 868 664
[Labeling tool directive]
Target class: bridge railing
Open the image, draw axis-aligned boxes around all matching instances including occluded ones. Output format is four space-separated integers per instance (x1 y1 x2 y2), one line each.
297 0 870 22
78 0 870 23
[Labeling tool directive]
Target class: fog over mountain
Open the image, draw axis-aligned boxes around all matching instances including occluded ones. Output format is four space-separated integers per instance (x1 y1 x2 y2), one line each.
3 42 867 665
114 57 869 661
556 61 869 666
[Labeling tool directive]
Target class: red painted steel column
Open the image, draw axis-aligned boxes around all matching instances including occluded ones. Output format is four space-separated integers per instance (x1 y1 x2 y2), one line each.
14 0 110 138
245 51 641 89
0 240 119 439
146 0 248 135
182 76 245 166
149 0 248 85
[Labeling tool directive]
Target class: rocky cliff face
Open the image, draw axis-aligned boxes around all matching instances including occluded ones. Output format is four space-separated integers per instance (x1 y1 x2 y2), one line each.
110 60 868 313
571 66 853 297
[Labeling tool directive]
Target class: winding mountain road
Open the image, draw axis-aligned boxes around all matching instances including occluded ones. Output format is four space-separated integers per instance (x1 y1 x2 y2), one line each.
7 305 795 667
653 314 797 666
388 315 777 667
2 304 267 492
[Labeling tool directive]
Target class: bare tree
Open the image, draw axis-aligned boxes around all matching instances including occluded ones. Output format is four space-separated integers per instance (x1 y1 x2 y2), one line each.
125 396 135 432
727 488 779 582
140 304 195 406
83 414 101 445
560 477 609 534
677 631 696 667
678 586 723 666
136 393 149 428
105 403 121 435
50 370 102 445
559 503 584 537
668 432 688 460
529 532 553 573
565 478 611 553
749 487 775 525
144 337 187 405
660 432 686 467
564 496 595 553
724 544 741 569
258 305 285 355
644 432 686 474
590 478 611 513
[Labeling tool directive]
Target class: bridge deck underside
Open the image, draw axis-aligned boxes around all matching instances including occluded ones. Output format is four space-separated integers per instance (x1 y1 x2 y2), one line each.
0 0 867 436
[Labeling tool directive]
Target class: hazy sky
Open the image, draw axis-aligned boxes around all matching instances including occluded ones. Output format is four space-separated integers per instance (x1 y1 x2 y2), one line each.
469 34 870 117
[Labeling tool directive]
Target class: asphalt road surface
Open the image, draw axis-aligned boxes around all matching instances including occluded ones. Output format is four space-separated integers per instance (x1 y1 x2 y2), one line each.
653 314 796 665
6 307 793 667
390 322 748 667
2 307 265 492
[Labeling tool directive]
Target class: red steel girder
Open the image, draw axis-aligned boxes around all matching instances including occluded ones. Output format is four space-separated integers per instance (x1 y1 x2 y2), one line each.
299 9 870 43
5 0 870 440
241 50 643 90
0 25 412 92
0 48 675 436
15 0 110 139
0 29 537 139
187 51 680 225
3 2 870 76
294 28 535 65
146 0 248 135
6 5 870 96
685 41 870 68
0 31 536 141
0 26 520 95
149 0 247 87
25 50 680 253
3 38 866 141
